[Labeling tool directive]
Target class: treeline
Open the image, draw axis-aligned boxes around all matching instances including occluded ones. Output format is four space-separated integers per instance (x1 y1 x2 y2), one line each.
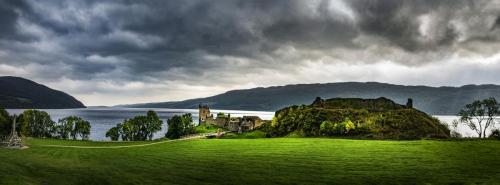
105 111 196 141
0 108 91 140
1 107 197 142
105 110 163 141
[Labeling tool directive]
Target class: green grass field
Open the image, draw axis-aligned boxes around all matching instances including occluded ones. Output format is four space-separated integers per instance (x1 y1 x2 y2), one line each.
1 138 499 185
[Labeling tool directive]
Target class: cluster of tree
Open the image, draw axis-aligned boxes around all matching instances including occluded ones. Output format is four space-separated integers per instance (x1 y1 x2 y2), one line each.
19 110 56 138
53 116 91 140
266 98 450 139
0 108 91 140
106 110 163 141
459 98 500 138
165 113 195 139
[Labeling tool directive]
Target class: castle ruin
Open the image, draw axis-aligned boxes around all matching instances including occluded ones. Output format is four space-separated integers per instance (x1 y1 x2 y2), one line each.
198 104 263 133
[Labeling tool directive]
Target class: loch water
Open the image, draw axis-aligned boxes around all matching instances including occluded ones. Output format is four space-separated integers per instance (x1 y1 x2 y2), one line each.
6 108 492 140
7 108 275 141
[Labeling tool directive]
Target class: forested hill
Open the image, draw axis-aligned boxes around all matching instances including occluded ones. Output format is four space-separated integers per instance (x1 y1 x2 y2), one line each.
0 76 85 109
123 82 500 115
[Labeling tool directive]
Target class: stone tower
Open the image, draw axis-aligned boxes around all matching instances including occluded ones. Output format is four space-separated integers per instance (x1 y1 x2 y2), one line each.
406 98 413 109
198 104 211 124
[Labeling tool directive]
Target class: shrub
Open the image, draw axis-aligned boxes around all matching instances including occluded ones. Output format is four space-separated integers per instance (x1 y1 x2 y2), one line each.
338 118 356 134
320 121 335 136
285 131 304 138
489 129 500 140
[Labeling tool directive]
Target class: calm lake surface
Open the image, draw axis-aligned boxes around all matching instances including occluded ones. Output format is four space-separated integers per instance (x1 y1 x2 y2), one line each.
6 108 275 141
6 108 492 140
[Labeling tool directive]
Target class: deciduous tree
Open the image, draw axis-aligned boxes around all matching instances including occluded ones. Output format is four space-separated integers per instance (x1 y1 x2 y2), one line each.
166 113 195 139
105 110 163 141
19 110 55 138
459 98 499 138
0 107 12 139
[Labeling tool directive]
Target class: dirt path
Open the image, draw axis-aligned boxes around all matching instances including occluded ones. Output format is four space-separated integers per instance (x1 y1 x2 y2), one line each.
37 133 221 149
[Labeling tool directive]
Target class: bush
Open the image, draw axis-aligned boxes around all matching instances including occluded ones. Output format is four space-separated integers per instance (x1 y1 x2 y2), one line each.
334 118 355 134
450 131 462 139
285 131 304 138
320 121 334 136
489 129 500 140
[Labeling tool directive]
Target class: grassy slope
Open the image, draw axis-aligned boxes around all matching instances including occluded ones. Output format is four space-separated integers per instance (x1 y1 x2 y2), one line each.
0 138 499 185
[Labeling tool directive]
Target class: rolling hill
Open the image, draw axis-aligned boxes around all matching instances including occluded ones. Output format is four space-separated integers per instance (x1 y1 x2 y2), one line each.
0 76 85 109
123 82 500 115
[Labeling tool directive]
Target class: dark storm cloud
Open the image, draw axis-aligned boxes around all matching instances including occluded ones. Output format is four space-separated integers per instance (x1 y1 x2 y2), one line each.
1 0 500 105
1 0 361 79
348 0 499 51
0 0 32 40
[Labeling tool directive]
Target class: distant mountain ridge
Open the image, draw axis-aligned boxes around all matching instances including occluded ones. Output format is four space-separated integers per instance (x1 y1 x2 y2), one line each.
123 82 500 115
0 76 85 109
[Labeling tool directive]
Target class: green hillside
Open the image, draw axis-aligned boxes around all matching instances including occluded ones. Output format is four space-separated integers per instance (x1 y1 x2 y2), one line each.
0 76 85 109
0 138 499 184
268 97 450 139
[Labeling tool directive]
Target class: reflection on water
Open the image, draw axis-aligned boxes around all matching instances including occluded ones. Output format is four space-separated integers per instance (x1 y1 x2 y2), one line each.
5 108 494 140
6 108 275 141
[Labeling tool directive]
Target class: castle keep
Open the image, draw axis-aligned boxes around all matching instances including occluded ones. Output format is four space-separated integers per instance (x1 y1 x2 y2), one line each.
198 105 263 133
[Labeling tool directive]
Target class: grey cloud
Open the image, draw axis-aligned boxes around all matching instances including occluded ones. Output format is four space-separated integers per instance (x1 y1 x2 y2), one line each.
1 0 500 105
348 0 500 51
0 0 32 41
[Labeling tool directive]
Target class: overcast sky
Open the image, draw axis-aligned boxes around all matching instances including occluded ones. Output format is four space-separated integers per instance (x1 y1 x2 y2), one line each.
1 0 500 106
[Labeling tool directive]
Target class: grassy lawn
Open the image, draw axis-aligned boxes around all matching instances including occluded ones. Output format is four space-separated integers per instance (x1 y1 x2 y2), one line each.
194 124 226 134
0 138 499 185
24 138 169 147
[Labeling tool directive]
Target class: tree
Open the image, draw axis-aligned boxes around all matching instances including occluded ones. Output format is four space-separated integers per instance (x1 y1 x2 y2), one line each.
54 116 91 140
450 120 462 138
180 113 195 135
145 110 163 140
19 110 55 138
106 124 121 141
0 107 12 139
105 110 163 141
166 113 195 139
320 120 335 136
459 98 500 138
74 118 91 140
54 117 74 139
333 118 355 135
